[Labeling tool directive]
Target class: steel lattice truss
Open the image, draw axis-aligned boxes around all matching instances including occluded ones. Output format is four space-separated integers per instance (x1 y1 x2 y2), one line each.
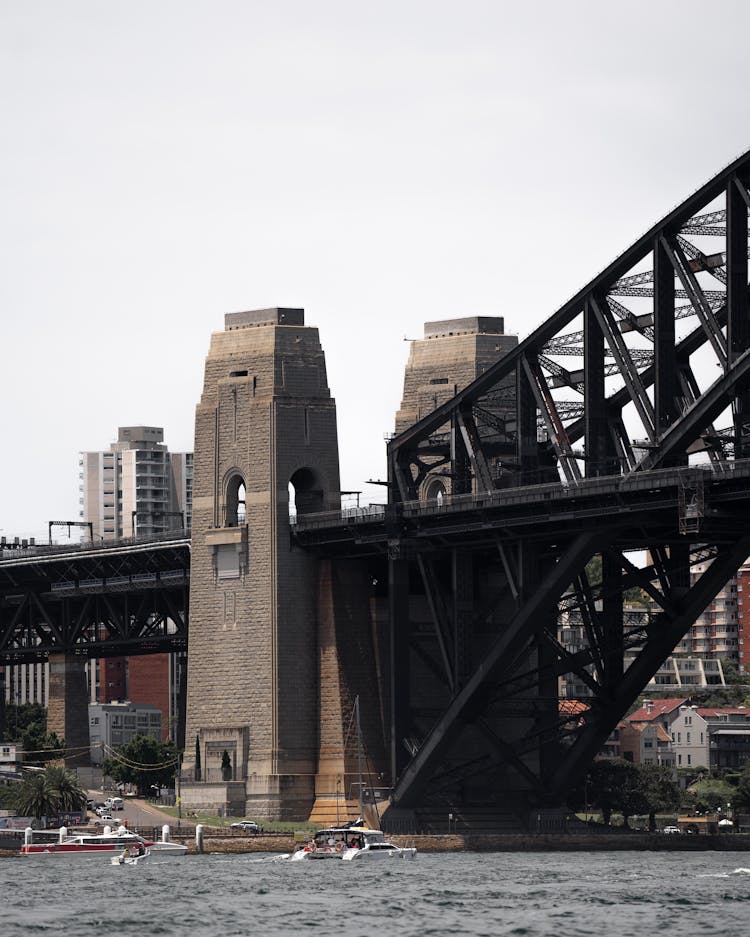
385 150 750 822
0 539 190 662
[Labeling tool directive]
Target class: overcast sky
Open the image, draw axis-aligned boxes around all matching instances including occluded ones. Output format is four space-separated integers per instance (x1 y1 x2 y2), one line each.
2 0 750 542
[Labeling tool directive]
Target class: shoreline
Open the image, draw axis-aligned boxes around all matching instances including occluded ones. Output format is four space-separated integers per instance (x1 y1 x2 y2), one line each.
5 830 750 856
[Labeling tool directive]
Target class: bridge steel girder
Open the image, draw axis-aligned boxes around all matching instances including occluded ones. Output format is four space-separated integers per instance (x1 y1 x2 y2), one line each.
0 585 189 662
0 538 190 663
383 148 750 821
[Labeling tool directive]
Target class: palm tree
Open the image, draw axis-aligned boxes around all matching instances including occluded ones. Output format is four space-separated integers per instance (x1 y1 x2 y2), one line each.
11 766 86 821
44 765 87 813
12 771 60 821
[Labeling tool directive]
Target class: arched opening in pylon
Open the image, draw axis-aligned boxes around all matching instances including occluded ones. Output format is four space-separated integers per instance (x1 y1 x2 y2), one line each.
225 474 246 526
289 467 325 518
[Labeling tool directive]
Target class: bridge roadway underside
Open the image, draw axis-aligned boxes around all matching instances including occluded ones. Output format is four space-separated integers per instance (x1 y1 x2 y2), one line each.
293 462 750 555
295 461 750 829
0 537 190 758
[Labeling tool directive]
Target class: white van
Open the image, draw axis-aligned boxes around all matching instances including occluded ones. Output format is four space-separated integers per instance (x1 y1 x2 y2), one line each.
106 797 125 811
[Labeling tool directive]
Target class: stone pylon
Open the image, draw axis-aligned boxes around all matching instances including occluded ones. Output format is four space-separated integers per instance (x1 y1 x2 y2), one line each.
46 653 90 768
182 308 342 819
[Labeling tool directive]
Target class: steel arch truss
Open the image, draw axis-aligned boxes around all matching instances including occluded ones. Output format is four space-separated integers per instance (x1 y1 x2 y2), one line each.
386 150 750 820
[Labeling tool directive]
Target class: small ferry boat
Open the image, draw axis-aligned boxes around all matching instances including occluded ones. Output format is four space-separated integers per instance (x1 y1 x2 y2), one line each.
20 824 186 860
290 822 416 861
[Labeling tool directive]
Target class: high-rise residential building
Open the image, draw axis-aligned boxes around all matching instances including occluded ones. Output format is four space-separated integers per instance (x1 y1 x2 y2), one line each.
79 425 192 540
78 426 192 739
736 561 750 672
675 561 739 664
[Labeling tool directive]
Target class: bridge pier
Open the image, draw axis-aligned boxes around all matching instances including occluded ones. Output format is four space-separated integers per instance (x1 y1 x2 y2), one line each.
46 653 90 767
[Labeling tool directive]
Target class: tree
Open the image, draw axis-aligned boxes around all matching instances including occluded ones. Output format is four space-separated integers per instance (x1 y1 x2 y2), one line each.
586 759 643 826
2 704 65 765
102 735 180 795
638 763 681 831
732 765 750 814
687 778 735 814
2 703 47 741
21 720 65 766
12 771 60 820
43 765 87 813
11 764 87 821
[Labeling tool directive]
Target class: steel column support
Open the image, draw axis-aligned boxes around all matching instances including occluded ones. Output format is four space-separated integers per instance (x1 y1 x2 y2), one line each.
521 357 581 482
601 550 623 690
0 666 5 740
590 296 656 442
516 357 539 483
389 555 412 785
456 407 494 493
392 530 604 806
583 296 609 477
728 174 750 457
415 555 454 691
660 235 728 368
524 545 559 785
654 233 679 441
452 551 473 688
450 411 472 496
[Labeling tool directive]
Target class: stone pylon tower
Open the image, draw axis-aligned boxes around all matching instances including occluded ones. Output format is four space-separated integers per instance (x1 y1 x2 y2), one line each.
182 308 341 819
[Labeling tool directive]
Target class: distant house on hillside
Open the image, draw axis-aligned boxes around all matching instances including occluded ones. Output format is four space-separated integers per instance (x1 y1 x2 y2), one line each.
619 721 675 766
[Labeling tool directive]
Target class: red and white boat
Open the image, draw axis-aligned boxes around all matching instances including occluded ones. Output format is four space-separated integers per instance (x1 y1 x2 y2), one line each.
20 823 187 859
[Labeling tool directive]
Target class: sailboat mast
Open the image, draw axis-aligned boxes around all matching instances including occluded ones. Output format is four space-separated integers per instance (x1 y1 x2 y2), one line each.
355 695 364 818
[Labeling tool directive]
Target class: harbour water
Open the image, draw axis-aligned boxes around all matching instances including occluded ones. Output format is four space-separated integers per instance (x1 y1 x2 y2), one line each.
4 850 750 936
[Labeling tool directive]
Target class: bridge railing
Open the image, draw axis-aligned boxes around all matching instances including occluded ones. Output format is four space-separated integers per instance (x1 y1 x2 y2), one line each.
0 527 192 561
293 459 750 531
290 504 387 530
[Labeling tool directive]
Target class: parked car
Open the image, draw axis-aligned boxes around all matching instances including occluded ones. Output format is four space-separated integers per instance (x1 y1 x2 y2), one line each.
230 821 261 834
662 825 681 834
93 814 116 826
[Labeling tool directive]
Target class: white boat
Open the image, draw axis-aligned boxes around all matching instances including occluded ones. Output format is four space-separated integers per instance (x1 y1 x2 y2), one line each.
111 846 151 865
290 700 415 862
290 822 416 861
342 833 416 861
20 824 187 860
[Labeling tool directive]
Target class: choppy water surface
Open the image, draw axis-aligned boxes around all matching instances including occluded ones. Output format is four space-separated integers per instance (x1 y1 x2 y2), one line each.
4 850 750 936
